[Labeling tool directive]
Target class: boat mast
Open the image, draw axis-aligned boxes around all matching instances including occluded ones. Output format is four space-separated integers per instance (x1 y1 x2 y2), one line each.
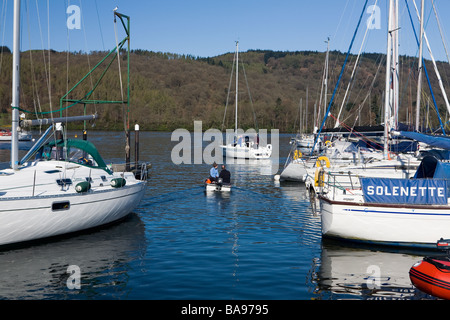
235 41 239 135
383 0 399 159
383 0 393 159
393 0 399 131
316 38 329 133
11 0 20 170
324 38 329 125
415 0 425 131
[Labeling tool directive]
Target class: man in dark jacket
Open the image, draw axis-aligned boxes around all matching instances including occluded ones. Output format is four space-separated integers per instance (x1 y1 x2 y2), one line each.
219 165 231 184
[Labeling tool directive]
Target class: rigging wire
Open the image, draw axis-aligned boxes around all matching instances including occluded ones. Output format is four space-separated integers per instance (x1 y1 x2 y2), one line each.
114 15 126 122
341 54 385 127
79 1 95 97
0 0 7 82
65 0 70 128
431 0 450 65
113 11 130 159
431 0 450 127
222 51 236 132
94 0 105 51
34 0 51 121
241 62 258 131
25 0 43 125
46 0 52 115
221 49 259 132
312 0 369 155
405 0 445 134
334 0 379 129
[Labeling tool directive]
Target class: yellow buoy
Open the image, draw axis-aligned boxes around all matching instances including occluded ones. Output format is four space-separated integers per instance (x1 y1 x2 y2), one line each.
315 156 330 168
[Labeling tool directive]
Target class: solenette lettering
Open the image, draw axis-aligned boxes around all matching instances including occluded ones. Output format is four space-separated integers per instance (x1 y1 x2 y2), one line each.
419 187 426 197
392 186 399 196
429 187 436 196
400 186 408 196
366 184 446 199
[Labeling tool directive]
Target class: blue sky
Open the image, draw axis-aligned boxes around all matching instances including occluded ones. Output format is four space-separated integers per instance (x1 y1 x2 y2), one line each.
3 0 450 61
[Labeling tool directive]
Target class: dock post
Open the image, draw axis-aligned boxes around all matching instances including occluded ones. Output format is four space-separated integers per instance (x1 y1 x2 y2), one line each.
135 123 140 175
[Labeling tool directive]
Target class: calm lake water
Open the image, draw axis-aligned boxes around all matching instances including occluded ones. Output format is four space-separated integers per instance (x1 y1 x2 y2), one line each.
0 131 438 301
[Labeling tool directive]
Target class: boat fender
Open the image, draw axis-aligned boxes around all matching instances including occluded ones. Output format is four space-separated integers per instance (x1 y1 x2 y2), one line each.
75 181 91 193
111 177 126 188
316 156 330 168
293 150 302 160
314 167 325 187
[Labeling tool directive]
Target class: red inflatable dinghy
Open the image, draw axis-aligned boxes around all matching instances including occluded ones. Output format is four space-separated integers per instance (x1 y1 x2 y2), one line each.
410 239 450 300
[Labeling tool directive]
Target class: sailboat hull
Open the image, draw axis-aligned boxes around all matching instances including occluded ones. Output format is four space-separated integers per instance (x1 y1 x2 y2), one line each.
280 160 307 181
0 182 146 246
221 144 272 160
319 196 450 248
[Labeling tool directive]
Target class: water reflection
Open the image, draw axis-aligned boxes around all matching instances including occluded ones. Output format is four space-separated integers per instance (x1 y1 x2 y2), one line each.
313 240 437 300
226 158 276 176
0 214 146 299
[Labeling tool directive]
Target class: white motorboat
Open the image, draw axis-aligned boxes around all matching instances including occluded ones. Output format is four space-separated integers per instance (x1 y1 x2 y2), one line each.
205 178 231 192
205 182 232 192
0 3 147 247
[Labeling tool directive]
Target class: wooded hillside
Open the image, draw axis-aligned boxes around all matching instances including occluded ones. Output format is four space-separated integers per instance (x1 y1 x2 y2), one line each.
1 48 449 133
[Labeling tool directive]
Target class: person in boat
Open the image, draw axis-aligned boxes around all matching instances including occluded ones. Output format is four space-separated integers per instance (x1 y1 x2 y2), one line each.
209 162 219 183
245 136 250 147
219 164 231 185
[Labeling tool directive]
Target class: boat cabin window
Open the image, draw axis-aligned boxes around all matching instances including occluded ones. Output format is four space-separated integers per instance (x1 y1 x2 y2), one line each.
39 145 99 167
67 148 99 167
56 179 72 186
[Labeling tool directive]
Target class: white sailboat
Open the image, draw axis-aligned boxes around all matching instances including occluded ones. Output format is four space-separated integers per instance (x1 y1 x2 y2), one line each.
0 127 32 141
318 0 450 249
292 0 420 187
319 156 450 249
279 38 340 182
220 42 272 160
0 1 147 247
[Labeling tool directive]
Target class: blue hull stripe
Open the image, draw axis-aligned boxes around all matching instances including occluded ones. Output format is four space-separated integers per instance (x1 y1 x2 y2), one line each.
343 208 450 217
